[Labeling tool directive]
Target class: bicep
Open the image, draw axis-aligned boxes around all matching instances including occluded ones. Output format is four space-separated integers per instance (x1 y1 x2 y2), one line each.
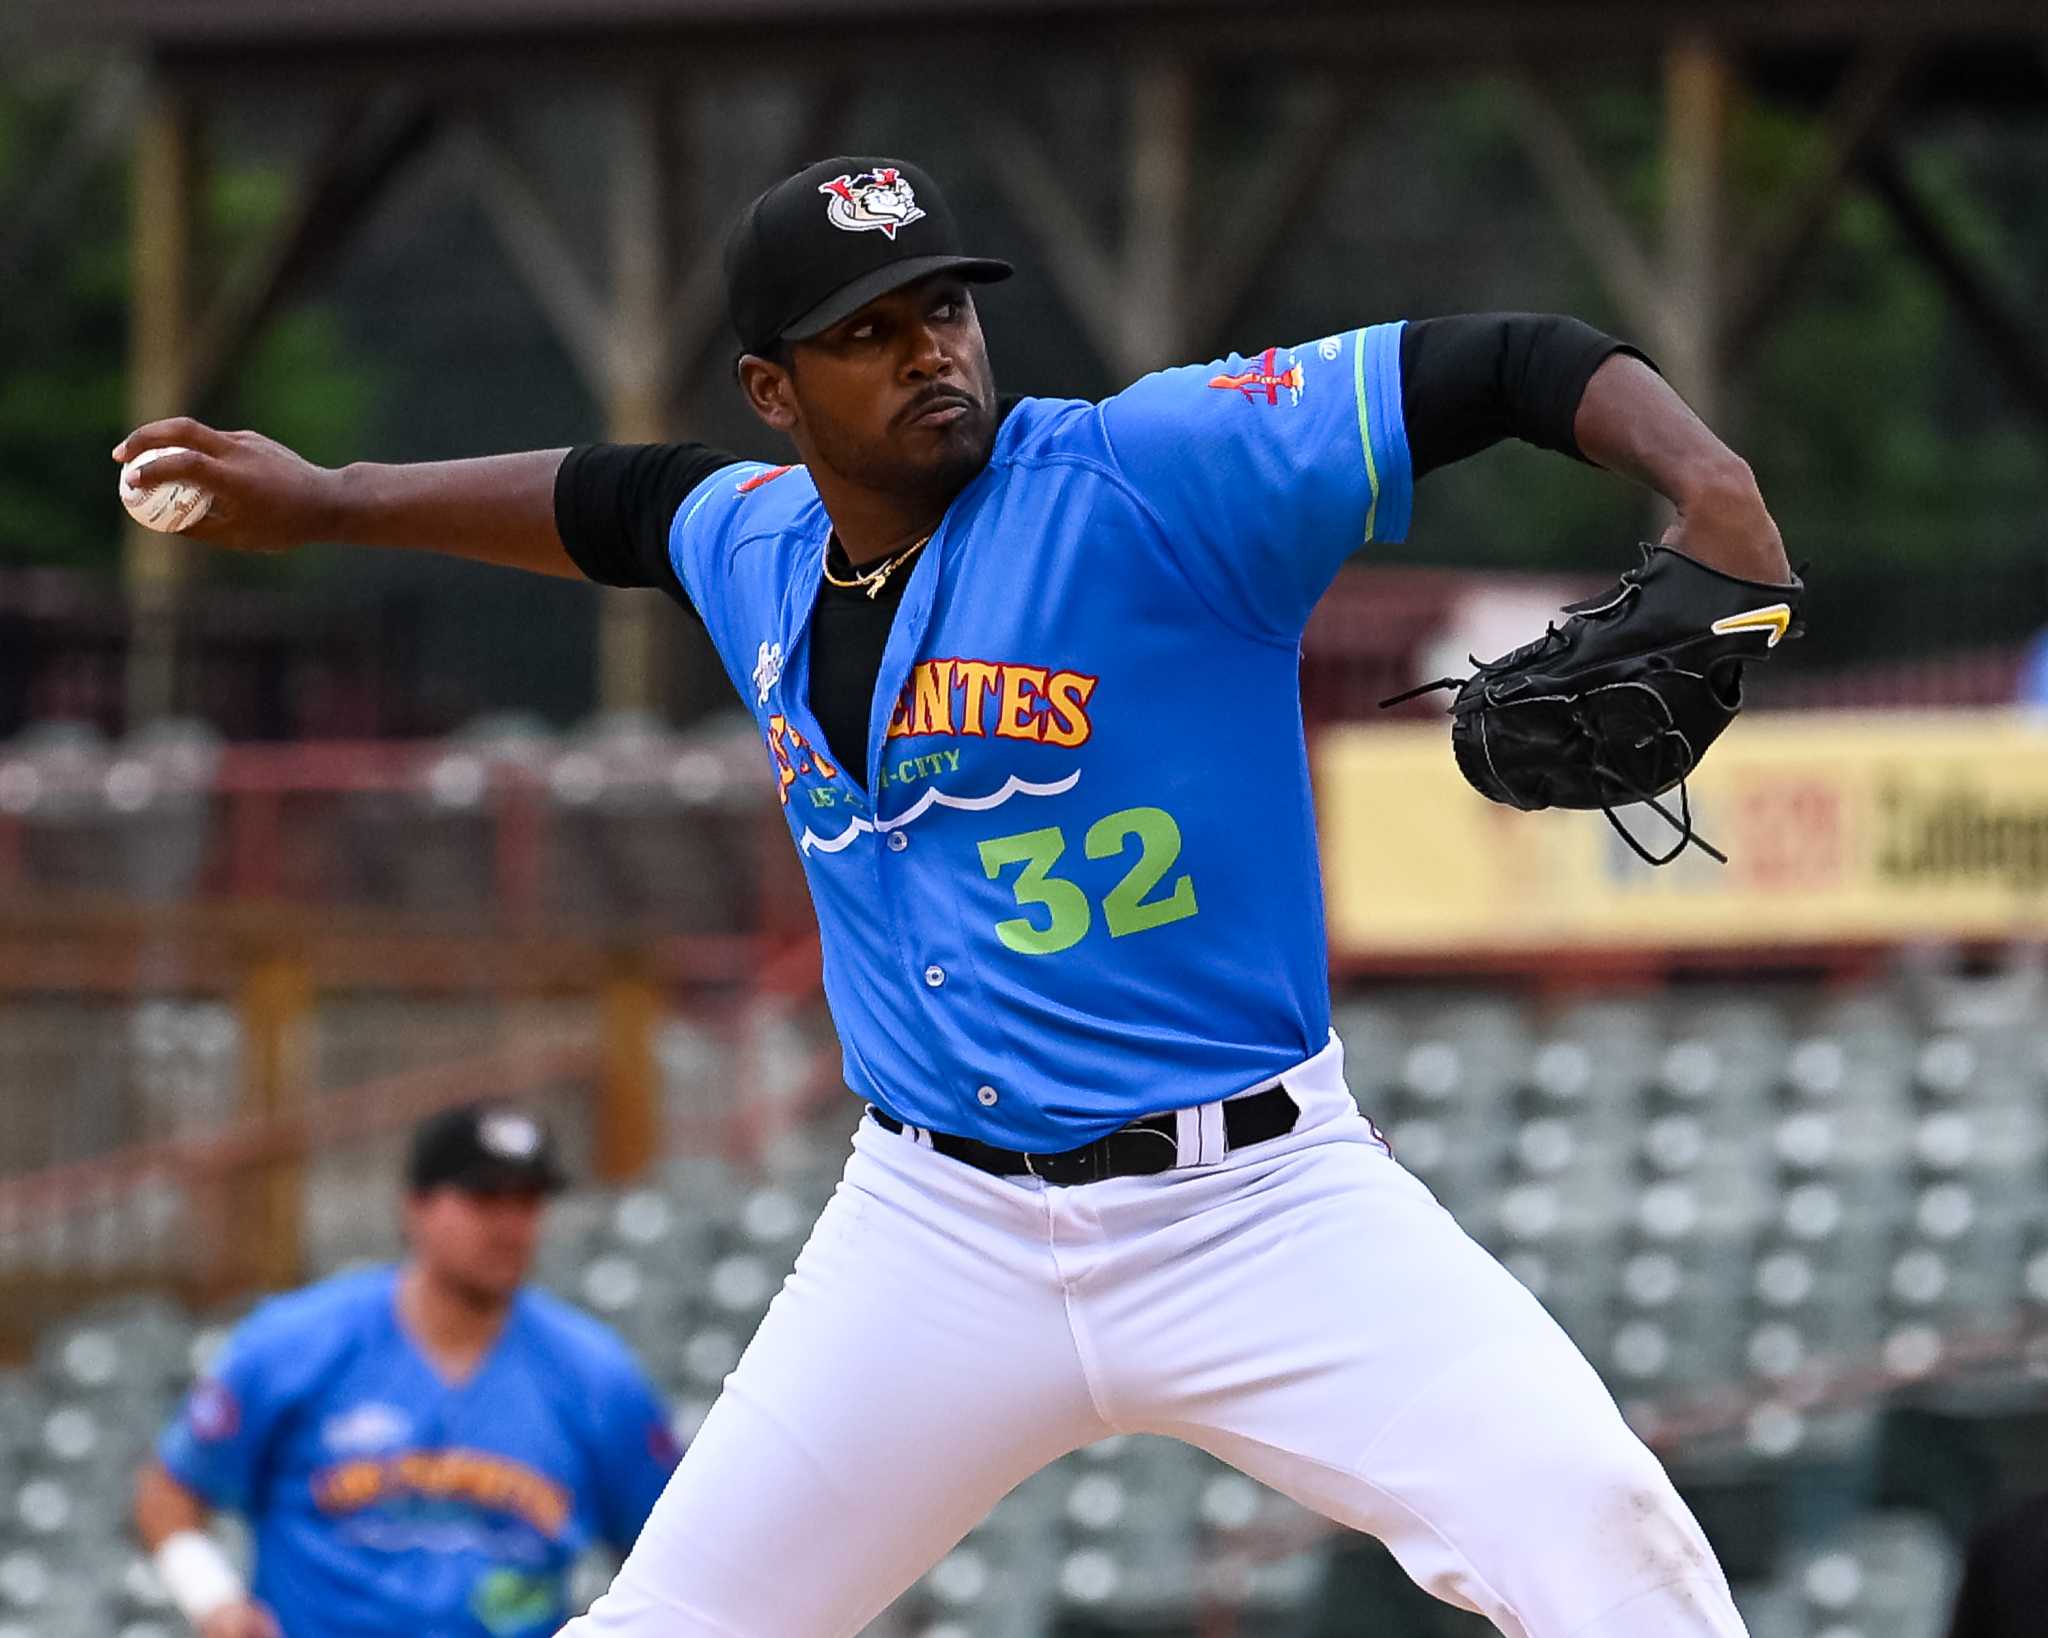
1400 313 1650 479
135 1459 213 1547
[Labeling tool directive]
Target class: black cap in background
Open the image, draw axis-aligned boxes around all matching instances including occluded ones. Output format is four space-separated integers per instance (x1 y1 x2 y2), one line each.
724 156 1011 357
407 1102 569 1196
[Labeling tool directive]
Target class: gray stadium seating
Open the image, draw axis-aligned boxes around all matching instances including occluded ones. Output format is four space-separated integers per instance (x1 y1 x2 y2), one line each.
8 973 2047 1635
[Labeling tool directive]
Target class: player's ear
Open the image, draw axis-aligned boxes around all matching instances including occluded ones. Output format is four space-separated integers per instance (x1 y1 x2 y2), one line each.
737 352 799 434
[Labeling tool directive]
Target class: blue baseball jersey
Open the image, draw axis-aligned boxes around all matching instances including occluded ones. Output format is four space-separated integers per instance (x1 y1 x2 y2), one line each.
158 1267 678 1638
680 325 1412 1150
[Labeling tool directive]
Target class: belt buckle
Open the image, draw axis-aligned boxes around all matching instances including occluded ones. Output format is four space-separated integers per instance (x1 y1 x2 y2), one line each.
1022 1146 1098 1186
1022 1148 1070 1184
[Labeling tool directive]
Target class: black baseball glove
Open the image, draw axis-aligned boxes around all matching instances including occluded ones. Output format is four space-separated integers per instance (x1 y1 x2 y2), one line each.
1385 545 1806 865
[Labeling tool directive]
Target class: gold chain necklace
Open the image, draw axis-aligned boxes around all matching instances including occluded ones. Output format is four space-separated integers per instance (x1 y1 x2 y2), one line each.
821 532 931 601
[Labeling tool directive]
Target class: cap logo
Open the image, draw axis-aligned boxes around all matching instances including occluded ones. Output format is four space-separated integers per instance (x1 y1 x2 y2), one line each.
479 1111 542 1160
818 169 926 239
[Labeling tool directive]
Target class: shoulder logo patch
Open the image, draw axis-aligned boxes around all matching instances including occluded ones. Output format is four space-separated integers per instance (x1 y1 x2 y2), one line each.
186 1380 240 1443
753 641 784 706
736 464 794 494
1208 346 1305 407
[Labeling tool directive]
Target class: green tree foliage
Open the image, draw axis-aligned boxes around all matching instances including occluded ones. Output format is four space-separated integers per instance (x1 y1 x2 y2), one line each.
1737 109 2046 573
3 56 2039 663
0 62 373 572
1394 77 2044 662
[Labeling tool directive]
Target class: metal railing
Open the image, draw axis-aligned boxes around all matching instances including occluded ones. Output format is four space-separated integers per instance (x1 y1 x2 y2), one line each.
0 715 810 933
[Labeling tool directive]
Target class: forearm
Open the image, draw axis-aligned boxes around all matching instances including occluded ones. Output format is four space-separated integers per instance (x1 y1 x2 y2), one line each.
135 1460 212 1549
113 419 586 578
137 1464 273 1634
328 450 580 578
1572 354 1793 585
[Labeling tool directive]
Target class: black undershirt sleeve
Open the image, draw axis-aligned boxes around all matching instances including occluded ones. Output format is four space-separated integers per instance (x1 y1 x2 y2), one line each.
1398 313 1654 481
551 360 1649 768
553 441 742 620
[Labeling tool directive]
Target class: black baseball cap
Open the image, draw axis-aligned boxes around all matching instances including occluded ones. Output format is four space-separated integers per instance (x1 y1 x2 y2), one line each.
724 156 1012 358
406 1101 569 1196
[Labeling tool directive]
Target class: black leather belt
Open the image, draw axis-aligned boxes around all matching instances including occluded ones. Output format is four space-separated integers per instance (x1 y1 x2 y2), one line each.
867 1084 1299 1185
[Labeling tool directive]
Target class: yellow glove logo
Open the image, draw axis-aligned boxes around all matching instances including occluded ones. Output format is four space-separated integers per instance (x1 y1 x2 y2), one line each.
1710 604 1793 648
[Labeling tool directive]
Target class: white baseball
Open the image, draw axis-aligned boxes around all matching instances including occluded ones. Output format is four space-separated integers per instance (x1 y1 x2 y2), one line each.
120 446 214 533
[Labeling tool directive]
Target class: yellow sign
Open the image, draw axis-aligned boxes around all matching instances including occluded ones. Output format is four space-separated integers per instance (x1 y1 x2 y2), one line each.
1317 713 2048 955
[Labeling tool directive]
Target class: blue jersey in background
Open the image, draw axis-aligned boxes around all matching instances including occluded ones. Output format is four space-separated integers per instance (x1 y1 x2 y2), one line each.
159 1266 677 1638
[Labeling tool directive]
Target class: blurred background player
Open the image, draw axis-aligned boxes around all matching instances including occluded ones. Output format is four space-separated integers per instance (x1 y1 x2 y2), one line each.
133 1102 679 1638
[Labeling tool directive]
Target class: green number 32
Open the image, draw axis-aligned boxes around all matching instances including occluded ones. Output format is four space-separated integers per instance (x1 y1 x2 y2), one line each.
976 805 1199 956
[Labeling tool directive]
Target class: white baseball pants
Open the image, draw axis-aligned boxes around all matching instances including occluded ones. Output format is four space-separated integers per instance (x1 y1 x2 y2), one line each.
566 1034 1746 1638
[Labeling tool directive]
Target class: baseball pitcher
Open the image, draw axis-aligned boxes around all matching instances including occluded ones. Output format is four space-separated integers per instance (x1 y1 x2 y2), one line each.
117 155 1801 1637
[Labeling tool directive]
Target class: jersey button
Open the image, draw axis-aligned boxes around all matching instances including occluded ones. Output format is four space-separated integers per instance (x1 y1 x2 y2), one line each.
976 1085 999 1106
923 964 946 988
886 830 909 852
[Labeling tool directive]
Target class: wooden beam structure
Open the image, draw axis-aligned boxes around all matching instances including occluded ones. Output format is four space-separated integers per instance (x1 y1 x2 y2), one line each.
36 0 2048 82
1506 67 1668 352
991 63 1356 378
123 85 200 728
234 954 312 1295
599 86 686 715
0 59 142 304
1660 36 1731 425
1859 141 2048 432
459 112 614 396
1181 79 1353 348
1723 39 1918 355
60 0 2042 725
187 97 443 410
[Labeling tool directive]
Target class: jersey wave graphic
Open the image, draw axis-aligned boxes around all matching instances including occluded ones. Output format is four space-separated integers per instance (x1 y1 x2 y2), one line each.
799 770 1081 855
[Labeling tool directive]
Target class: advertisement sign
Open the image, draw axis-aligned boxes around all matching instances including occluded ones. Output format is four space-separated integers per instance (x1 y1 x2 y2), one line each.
1317 713 2048 955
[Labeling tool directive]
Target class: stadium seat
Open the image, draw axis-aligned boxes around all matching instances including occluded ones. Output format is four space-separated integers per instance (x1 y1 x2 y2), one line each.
735 1185 815 1258
1764 1510 1959 1638
1730 1579 1805 1638
2 723 113 897
911 1540 1056 1638
0 1544 103 1628
564 1551 621 1619
544 714 767 932
106 1549 171 1611
1328 1001 1408 1107
10 982 2043 1638
575 1252 692 1352
1666 997 1790 1098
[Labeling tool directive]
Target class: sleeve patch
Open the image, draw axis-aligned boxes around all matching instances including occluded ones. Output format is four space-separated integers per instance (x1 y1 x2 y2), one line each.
1206 346 1307 408
184 1380 240 1443
736 464 795 494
